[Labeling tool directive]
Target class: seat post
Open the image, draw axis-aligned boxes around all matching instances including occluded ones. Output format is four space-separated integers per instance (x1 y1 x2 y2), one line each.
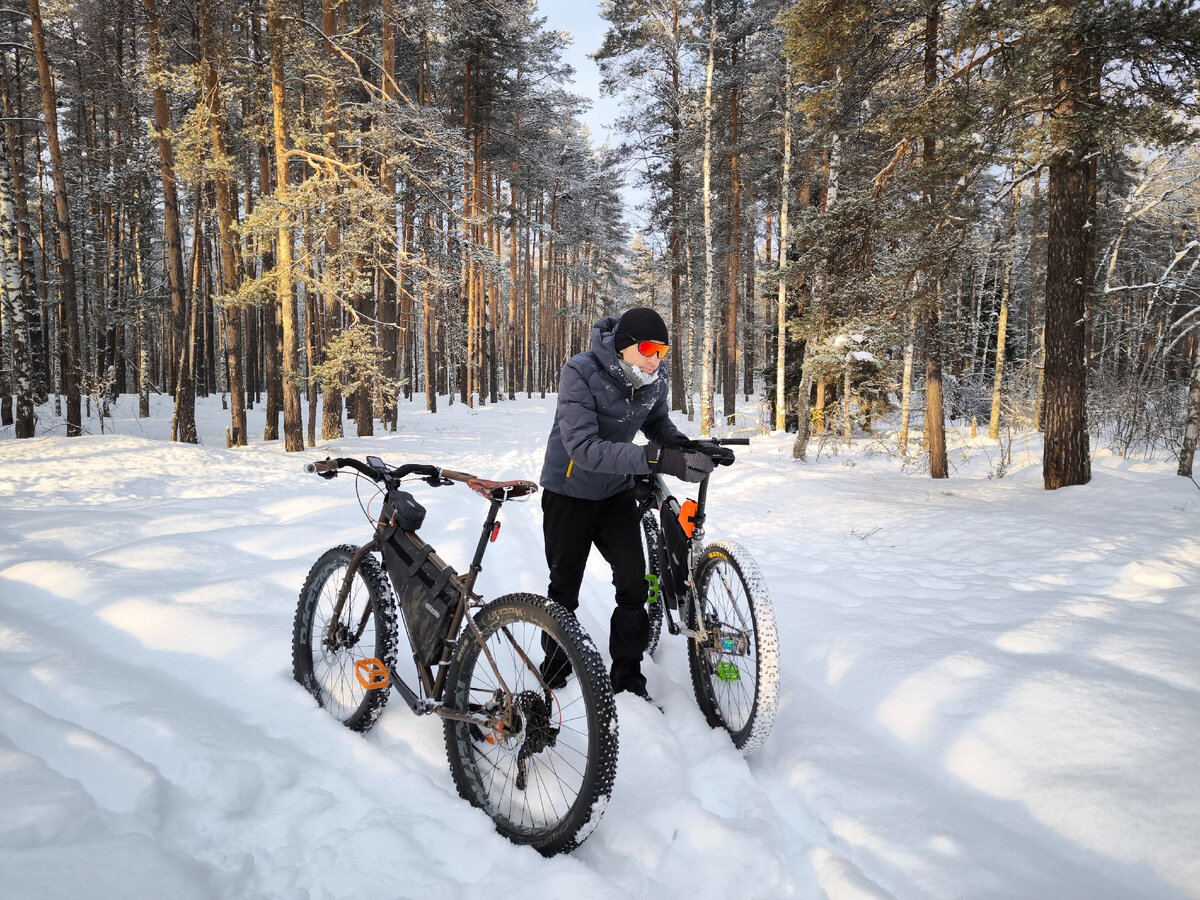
467 498 504 581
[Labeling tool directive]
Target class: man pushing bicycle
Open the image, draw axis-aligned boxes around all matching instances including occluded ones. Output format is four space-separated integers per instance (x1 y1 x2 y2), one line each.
538 307 718 701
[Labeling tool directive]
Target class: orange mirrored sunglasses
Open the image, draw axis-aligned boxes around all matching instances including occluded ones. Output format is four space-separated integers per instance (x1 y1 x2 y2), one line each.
637 340 669 359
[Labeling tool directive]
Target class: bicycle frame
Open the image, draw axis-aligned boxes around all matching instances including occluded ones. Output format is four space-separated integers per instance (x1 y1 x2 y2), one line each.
640 472 710 643
638 438 748 643
316 458 544 736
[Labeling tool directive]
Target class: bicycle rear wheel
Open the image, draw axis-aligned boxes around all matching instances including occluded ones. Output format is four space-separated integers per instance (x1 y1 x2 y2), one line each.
640 512 665 657
687 541 779 754
443 594 618 856
292 545 398 733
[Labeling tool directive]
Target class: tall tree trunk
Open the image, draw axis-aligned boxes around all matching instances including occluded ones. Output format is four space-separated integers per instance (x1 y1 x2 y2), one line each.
462 56 476 409
199 0 246 445
775 62 791 432
699 7 717 437
250 13 280 440
379 0 400 427
724 30 741 427
143 0 195 442
0 53 43 406
743 231 755 399
791 341 811 459
1178 342 1200 478
303 218 318 446
922 1 948 478
925 300 948 478
28 0 81 435
0 134 34 436
667 1 685 408
899 309 915 454
1042 19 1093 488
317 1 343 438
989 183 1019 439
267 0 303 451
1042 153 1092 488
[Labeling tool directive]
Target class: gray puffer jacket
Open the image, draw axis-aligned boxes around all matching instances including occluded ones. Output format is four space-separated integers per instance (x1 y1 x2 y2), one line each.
540 316 687 500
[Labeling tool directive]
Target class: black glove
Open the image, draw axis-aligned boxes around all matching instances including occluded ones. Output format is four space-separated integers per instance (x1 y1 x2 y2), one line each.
645 443 715 483
680 439 736 467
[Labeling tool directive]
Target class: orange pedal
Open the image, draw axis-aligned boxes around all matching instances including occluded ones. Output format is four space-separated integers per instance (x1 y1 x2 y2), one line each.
355 658 390 690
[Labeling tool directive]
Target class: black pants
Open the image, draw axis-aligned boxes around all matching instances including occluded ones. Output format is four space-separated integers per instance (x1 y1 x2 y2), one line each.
542 488 649 692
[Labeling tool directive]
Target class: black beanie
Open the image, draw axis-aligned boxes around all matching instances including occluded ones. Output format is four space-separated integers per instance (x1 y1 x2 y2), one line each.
614 307 669 351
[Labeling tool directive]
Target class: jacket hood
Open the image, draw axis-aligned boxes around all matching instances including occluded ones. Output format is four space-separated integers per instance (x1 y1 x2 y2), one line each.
589 317 627 383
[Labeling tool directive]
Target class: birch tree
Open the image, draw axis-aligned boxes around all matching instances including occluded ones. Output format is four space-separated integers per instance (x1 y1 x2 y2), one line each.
0 132 33 436
699 4 717 436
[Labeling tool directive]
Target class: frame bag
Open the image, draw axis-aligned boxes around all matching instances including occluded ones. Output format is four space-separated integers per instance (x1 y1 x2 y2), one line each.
379 490 460 666
658 496 691 606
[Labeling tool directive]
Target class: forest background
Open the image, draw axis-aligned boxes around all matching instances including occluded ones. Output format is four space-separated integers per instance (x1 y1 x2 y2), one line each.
3 0 1200 491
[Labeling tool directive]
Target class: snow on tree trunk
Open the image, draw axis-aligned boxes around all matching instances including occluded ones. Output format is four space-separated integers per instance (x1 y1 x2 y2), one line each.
1178 343 1200 478
700 9 717 437
990 184 1019 440
899 310 915 455
0 133 33 437
775 64 791 434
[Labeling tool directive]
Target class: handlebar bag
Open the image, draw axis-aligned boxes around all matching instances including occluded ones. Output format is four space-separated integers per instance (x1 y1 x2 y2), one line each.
380 527 459 666
381 489 427 531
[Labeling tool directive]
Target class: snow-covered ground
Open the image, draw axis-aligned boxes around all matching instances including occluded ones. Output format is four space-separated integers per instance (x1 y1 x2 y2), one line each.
2 393 1198 899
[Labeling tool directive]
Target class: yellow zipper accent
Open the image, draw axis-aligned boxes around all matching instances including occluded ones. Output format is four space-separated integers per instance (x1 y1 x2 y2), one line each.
566 460 574 478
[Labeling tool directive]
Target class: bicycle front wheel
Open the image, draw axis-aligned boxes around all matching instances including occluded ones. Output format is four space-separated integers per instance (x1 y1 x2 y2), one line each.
443 594 618 856
688 541 779 754
292 545 398 733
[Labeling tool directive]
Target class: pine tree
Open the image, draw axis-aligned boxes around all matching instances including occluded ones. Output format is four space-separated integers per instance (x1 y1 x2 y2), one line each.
28 0 82 436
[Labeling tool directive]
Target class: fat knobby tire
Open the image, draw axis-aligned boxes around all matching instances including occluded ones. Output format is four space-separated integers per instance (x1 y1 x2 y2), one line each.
443 593 618 856
641 513 665 657
292 545 399 733
688 540 779 754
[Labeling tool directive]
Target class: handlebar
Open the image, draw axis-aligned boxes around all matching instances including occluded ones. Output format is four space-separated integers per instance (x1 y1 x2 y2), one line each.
304 457 450 486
